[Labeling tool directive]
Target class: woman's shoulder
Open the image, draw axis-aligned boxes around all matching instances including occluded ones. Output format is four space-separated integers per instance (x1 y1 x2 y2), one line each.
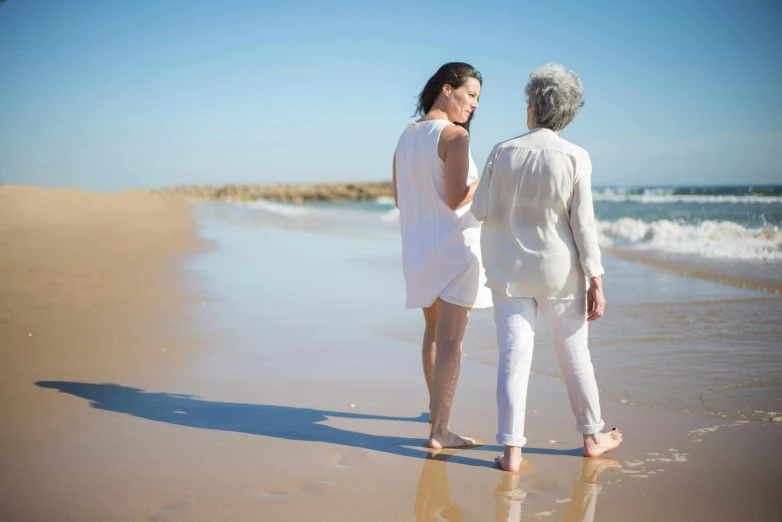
399 119 452 138
439 123 469 143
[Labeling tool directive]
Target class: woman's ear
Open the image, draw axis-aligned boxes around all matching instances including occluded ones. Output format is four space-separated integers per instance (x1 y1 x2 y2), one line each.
442 84 452 97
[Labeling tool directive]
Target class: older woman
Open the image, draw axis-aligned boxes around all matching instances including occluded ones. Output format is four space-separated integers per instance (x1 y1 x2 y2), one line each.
471 63 622 471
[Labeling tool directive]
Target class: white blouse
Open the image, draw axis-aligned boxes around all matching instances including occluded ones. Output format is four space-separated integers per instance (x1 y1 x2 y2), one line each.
471 128 604 299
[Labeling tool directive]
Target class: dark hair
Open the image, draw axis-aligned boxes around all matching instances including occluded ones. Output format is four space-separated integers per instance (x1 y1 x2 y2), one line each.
416 62 482 132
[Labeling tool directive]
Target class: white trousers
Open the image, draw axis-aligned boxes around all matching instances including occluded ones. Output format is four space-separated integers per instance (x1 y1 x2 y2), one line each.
493 291 605 446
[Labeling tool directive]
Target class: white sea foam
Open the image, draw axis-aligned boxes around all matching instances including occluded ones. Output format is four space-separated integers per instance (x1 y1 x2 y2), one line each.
597 218 782 262
242 199 314 217
592 188 782 204
234 198 400 236
375 196 396 205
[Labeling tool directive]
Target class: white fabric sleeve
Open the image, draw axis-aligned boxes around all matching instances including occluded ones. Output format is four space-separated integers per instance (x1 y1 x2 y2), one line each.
471 145 498 221
568 153 605 278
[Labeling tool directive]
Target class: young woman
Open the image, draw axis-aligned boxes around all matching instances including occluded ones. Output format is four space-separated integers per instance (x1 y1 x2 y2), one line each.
393 62 492 448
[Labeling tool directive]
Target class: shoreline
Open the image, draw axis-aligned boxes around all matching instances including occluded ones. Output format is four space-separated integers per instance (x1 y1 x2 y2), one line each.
605 246 782 294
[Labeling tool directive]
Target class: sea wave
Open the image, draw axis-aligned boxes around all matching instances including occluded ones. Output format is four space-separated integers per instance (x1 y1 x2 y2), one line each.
597 218 782 262
592 188 782 204
234 198 399 236
242 198 314 218
232 201 781 263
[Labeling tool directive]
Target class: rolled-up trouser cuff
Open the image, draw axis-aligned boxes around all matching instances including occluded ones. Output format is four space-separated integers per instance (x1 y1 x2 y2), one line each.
496 434 527 447
577 419 605 435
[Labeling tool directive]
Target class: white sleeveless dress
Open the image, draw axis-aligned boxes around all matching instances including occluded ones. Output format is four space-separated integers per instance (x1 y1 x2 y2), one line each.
394 120 493 309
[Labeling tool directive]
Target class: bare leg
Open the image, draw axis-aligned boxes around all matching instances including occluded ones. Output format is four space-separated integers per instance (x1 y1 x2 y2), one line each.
422 300 439 419
428 299 475 449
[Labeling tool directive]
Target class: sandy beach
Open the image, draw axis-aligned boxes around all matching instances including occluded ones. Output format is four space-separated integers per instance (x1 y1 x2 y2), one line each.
1 188 780 521
0 187 205 519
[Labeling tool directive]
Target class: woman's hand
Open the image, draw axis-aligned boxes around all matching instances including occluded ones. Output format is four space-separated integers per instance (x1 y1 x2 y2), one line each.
587 276 606 322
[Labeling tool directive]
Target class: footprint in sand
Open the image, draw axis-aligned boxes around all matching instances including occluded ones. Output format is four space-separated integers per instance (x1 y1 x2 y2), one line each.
298 480 335 495
335 447 372 468
261 479 335 498
146 500 191 521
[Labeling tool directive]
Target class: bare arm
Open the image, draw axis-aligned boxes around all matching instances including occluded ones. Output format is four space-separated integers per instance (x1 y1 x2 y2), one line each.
392 153 398 208
458 179 480 209
441 126 474 211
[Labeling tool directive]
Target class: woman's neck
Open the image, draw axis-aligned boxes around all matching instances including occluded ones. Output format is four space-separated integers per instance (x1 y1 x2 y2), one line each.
424 108 450 122
531 122 558 135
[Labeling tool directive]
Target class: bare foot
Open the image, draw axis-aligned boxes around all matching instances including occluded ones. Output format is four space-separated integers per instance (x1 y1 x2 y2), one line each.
583 428 623 457
496 446 523 472
581 456 620 483
428 431 479 449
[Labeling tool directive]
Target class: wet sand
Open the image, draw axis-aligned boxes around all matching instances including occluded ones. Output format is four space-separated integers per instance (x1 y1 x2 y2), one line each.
606 245 782 294
1 192 781 521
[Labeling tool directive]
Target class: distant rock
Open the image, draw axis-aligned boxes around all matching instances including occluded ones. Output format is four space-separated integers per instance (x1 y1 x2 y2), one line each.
156 182 394 203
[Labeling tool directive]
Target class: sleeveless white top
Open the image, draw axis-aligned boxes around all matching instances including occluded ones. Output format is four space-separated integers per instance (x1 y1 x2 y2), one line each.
394 120 492 309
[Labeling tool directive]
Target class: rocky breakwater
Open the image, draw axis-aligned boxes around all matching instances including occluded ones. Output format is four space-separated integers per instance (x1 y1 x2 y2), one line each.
157 182 394 203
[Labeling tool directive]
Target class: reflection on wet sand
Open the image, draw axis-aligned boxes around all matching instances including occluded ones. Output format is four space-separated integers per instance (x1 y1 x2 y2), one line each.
414 451 468 522
561 458 619 522
493 462 533 522
415 454 618 522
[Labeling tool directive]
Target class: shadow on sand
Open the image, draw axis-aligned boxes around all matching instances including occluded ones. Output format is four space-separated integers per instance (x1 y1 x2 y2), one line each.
36 381 583 467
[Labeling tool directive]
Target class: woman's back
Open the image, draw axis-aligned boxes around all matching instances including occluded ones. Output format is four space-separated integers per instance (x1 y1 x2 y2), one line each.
394 120 482 268
473 128 603 299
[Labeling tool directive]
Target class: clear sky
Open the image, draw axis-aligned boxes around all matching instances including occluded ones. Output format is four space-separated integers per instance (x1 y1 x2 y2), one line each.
1 0 780 191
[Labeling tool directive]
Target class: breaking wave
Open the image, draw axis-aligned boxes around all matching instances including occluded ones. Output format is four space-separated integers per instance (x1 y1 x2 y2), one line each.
597 218 782 262
593 187 782 204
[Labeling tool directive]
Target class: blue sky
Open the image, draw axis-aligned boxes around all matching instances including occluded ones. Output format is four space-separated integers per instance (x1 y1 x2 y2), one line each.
1 0 780 191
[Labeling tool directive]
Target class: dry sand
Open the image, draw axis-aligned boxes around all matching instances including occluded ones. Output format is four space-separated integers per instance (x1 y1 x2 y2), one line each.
1 187 780 521
0 187 206 520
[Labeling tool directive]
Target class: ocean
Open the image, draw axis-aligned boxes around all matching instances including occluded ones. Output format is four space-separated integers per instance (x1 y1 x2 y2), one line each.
312 184 782 290
239 184 782 283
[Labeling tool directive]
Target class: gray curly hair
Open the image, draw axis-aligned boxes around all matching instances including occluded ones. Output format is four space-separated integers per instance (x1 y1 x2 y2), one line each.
524 63 584 131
